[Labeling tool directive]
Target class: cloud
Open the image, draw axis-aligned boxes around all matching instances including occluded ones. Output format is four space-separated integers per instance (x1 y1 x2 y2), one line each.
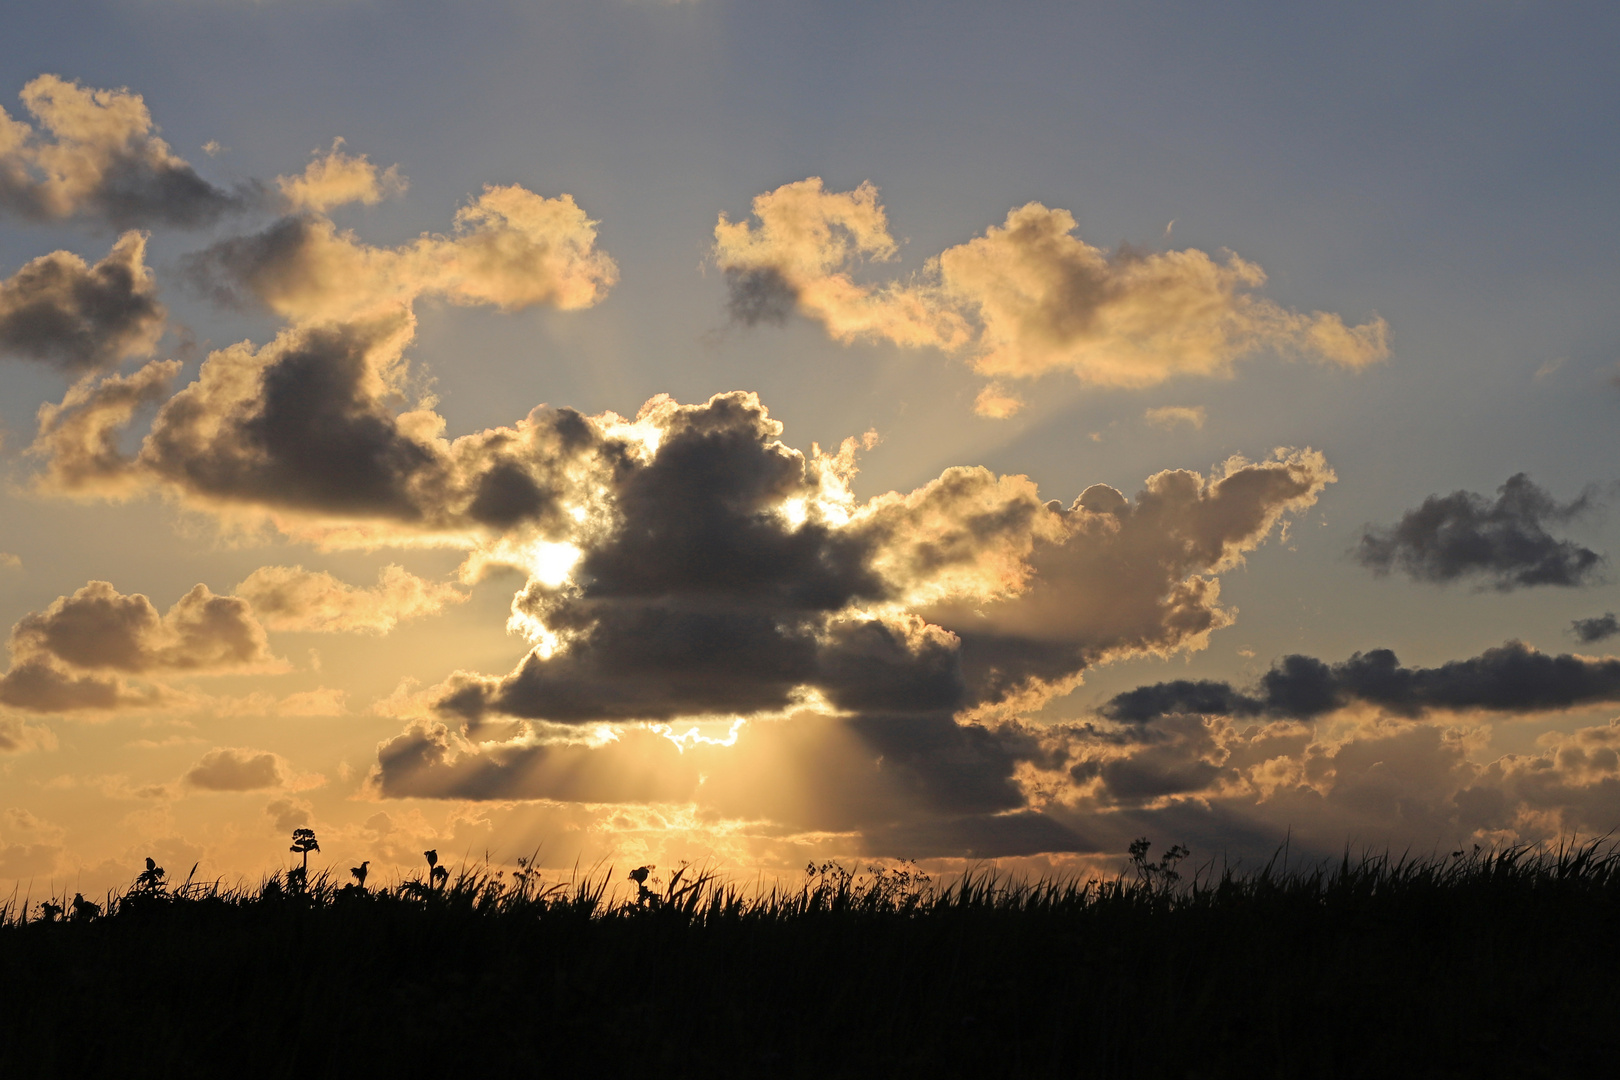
1356 473 1604 589
0 74 251 228
184 746 312 792
912 449 1336 712
184 183 617 324
1101 640 1620 723
26 311 621 544
714 178 969 348
0 232 165 373
371 710 1085 857
0 553 19 571
715 179 1389 414
1143 405 1206 431
1573 613 1620 644
28 358 181 495
276 138 406 214
973 383 1024 419
234 564 467 634
0 580 282 712
264 797 312 833
0 718 56 754
0 808 63 879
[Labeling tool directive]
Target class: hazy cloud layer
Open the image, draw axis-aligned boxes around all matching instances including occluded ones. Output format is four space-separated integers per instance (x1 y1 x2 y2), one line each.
715 178 1389 414
371 711 1086 859
234 564 467 634
0 580 281 712
1044 706 1620 858
0 232 165 373
0 75 250 228
1357 474 1603 589
373 638 1620 861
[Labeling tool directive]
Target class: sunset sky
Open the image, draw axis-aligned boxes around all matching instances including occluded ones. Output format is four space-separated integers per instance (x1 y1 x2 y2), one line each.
3 0 1619 895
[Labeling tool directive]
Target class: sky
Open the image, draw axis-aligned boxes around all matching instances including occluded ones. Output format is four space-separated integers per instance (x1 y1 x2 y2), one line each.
2 0 1619 895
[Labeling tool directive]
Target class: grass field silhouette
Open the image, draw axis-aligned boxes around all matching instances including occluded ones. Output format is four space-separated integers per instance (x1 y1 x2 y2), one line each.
3 834 1618 1077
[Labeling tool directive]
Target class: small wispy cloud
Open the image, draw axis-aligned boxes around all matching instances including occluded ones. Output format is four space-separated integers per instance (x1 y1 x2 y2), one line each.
1143 405 1206 431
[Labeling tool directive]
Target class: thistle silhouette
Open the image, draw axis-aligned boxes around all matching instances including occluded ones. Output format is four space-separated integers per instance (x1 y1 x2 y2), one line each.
289 828 320 891
425 849 448 888
629 865 656 906
350 860 369 889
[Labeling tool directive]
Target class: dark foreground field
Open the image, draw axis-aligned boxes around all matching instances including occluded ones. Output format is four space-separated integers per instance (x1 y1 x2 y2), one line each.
3 843 1618 1079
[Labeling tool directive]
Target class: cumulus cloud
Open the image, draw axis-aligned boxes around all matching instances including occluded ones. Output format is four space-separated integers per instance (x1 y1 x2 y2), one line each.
184 183 617 324
0 580 282 712
1356 473 1604 590
913 449 1336 711
0 74 250 228
1573 613 1620 644
184 747 307 791
234 564 466 634
0 232 165 373
1101 640 1620 723
1143 405 1206 431
276 138 405 214
715 178 1389 414
28 313 623 548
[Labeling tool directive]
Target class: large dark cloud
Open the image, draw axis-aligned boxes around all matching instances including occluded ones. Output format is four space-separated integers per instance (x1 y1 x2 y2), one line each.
436 396 1332 731
1103 640 1620 723
1356 473 1604 589
0 233 165 372
0 75 251 229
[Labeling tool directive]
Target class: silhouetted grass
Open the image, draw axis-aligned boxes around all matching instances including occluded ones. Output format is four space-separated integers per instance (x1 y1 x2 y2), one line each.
3 841 1619 1077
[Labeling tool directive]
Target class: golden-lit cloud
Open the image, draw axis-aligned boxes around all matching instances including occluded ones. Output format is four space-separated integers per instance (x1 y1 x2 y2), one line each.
186 184 618 324
28 358 181 495
184 746 320 792
276 138 406 213
716 179 1389 414
714 177 968 347
0 580 284 713
0 75 250 227
235 564 466 634
0 231 165 373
